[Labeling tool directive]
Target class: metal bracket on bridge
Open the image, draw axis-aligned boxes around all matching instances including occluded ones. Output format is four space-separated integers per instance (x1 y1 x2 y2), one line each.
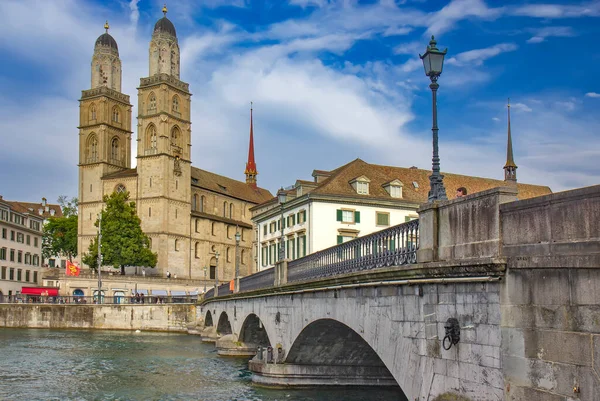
442 318 460 350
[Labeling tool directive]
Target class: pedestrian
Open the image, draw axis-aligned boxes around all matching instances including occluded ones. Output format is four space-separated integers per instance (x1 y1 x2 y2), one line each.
456 187 468 198
167 271 171 279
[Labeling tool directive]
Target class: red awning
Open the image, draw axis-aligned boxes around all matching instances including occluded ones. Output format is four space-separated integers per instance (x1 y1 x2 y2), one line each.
21 287 59 296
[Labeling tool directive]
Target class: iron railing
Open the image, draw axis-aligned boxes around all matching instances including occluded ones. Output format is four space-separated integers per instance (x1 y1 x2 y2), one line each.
0 295 195 305
288 219 418 282
203 219 418 300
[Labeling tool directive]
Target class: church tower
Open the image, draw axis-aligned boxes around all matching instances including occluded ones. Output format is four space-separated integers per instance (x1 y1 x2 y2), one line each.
78 22 132 266
245 103 258 188
136 5 192 275
504 99 518 185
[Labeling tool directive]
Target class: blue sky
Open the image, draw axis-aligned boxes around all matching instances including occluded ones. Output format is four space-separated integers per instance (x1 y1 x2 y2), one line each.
1 0 599 203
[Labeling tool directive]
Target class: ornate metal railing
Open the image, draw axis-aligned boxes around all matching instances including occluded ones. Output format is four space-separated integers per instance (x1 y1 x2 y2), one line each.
288 219 419 283
203 219 418 300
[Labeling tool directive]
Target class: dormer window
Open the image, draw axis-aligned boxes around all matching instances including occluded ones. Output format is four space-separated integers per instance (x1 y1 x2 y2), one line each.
350 175 371 195
383 179 404 198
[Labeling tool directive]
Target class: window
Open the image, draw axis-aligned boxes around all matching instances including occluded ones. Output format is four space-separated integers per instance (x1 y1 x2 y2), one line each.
26 235 30 245
376 212 390 226
9 268 14 280
25 253 31 264
32 255 39 266
175 239 179 251
148 92 157 113
261 246 267 267
25 270 30 282
288 238 295 259
33 271 38 283
211 222 216 236
172 95 180 113
87 134 98 162
229 203 234 219
0 248 6 260
1 228 5 239
223 202 227 217
147 124 157 149
195 219 199 232
241 250 246 265
49 259 55 268
116 184 126 193
337 235 354 244
297 235 307 258
10 249 15 262
1 266 5 279
195 242 200 258
210 265 216 280
89 103 97 120
16 233 24 243
263 225 267 236
34 237 38 247
357 181 369 195
18 251 22 263
11 230 15 241
200 196 205 212
112 106 120 123
17 269 22 281
111 137 119 161
171 126 181 149
390 186 402 198
192 194 198 211
336 209 360 224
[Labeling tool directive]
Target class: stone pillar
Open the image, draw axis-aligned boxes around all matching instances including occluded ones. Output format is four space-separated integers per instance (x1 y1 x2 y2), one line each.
274 260 288 286
417 203 439 263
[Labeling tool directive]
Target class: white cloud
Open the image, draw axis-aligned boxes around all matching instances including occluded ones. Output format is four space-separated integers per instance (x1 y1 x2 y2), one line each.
492 117 500 122
526 26 575 43
446 43 518 66
512 3 600 18
426 0 503 36
129 0 140 25
585 92 600 98
511 103 533 112
393 41 424 55
555 101 576 111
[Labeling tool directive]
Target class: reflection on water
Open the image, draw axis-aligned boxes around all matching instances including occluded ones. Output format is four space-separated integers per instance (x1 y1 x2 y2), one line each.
0 329 403 401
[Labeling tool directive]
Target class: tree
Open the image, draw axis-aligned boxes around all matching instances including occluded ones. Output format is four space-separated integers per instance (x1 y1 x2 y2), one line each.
83 191 157 274
42 196 79 263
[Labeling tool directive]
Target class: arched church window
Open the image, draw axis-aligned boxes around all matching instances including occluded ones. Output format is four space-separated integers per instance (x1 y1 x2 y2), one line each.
148 93 157 113
172 95 180 113
147 124 157 149
211 222 216 236
89 104 97 121
112 106 120 123
229 203 234 219
170 126 180 148
223 201 227 217
175 239 179 251
87 134 98 162
192 194 198 211
195 242 200 258
115 184 126 194
200 196 205 213
111 137 119 161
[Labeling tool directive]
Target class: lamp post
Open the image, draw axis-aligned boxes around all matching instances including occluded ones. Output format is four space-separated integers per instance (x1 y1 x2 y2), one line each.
214 251 220 296
420 35 448 202
203 266 207 294
234 228 241 293
277 188 286 262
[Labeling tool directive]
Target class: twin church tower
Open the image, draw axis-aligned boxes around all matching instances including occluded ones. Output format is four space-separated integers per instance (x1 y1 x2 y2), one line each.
78 7 271 279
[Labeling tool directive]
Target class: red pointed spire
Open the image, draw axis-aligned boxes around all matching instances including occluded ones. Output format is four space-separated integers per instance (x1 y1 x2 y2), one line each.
245 102 258 188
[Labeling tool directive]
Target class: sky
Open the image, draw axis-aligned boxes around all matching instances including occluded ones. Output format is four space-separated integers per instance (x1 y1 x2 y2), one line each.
1 0 599 204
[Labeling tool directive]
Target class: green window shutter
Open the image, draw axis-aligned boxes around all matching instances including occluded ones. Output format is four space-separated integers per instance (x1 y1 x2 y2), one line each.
263 225 267 235
355 211 361 223
337 235 343 244
303 236 307 256
336 209 342 221
277 220 280 230
296 237 300 257
303 210 307 221
296 212 300 223
292 215 296 225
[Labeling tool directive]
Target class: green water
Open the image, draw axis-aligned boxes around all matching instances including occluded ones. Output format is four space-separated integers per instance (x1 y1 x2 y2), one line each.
0 329 403 401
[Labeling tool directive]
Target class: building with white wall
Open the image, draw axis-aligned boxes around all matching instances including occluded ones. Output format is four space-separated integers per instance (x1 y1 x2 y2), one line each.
0 196 61 300
251 158 551 271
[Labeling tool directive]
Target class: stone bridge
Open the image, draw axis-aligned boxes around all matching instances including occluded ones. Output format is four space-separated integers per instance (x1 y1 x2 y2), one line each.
199 185 600 401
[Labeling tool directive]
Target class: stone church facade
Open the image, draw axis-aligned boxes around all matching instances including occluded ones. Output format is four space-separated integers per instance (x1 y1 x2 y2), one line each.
77 12 272 282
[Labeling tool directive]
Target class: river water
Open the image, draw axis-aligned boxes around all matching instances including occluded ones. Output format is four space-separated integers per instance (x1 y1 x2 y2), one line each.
0 329 403 401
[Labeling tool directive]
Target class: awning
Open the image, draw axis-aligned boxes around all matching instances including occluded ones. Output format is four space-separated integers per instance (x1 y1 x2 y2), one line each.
21 287 59 296
170 290 187 296
151 290 168 296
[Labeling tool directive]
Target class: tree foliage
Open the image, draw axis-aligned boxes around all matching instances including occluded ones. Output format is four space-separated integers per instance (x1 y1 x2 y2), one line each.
83 191 157 274
42 196 78 262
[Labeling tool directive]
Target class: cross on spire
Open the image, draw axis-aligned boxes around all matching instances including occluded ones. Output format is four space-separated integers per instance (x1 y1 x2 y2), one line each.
104 20 109 33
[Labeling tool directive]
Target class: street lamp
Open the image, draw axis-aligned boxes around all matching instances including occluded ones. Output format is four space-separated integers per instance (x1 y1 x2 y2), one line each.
214 251 220 296
203 266 207 294
277 188 286 261
234 228 241 293
420 35 448 202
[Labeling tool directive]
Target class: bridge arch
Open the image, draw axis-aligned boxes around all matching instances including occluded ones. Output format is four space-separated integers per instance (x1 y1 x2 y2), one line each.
205 310 213 327
239 313 271 347
286 318 406 397
217 311 232 335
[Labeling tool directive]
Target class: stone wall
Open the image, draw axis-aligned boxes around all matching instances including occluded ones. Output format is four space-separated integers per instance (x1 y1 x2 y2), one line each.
0 304 196 332
500 185 600 401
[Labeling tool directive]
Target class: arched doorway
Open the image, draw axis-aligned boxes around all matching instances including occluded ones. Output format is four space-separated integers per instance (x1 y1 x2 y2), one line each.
113 291 125 304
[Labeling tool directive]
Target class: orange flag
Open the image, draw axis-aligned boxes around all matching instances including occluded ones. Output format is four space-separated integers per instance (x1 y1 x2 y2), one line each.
66 260 80 277
229 279 235 291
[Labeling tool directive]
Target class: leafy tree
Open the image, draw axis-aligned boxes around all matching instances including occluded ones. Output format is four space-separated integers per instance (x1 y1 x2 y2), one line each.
83 191 157 275
42 196 78 262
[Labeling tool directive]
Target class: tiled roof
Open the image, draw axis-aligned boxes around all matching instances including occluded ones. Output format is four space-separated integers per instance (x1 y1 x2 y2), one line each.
102 168 138 180
191 167 273 204
1 198 63 219
302 159 551 203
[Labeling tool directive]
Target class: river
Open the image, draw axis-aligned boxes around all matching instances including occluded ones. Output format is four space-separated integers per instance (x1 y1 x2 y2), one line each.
0 328 404 401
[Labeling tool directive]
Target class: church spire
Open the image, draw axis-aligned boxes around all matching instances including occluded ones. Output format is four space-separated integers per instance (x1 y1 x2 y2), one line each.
504 98 518 184
245 102 258 188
